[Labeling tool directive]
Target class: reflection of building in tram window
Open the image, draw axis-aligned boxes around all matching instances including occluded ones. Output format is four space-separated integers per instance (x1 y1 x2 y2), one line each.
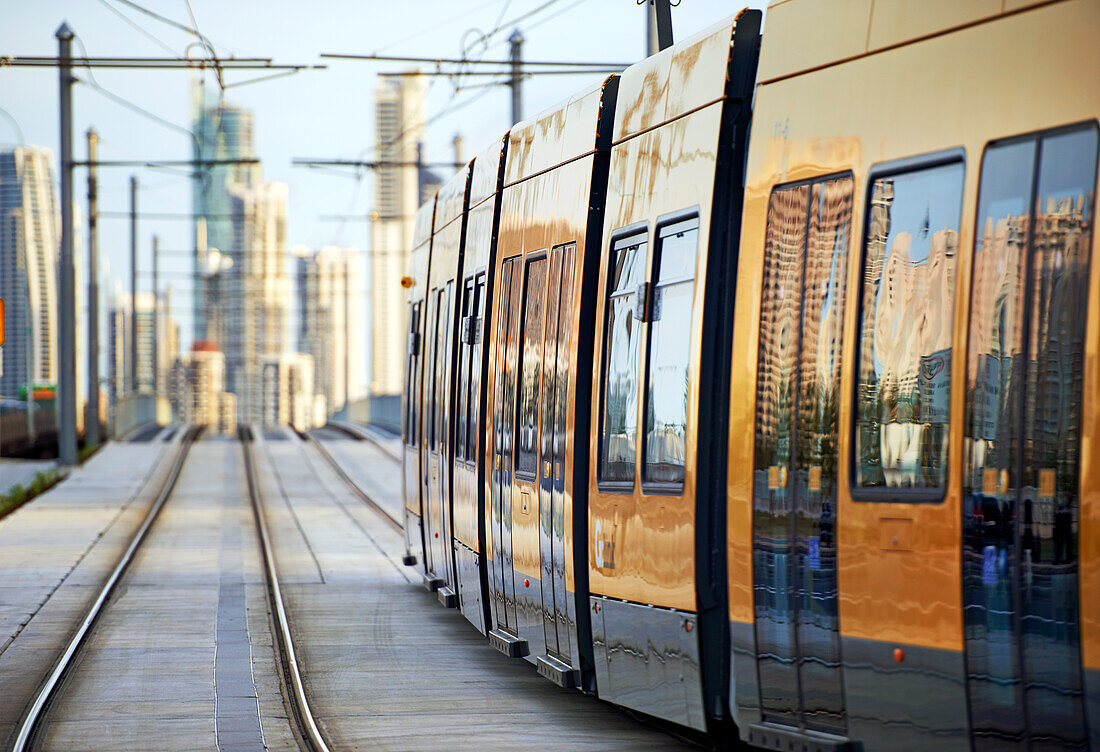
599 232 646 484
854 159 964 491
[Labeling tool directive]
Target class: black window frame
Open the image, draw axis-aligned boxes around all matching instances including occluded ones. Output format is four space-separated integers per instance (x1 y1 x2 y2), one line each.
596 222 649 493
849 148 966 504
640 211 700 496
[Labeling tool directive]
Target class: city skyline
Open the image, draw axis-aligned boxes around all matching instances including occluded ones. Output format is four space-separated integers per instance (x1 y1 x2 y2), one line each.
0 1 753 355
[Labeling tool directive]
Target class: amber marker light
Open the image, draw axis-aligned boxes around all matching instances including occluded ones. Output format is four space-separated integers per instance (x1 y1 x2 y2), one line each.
400 276 415 288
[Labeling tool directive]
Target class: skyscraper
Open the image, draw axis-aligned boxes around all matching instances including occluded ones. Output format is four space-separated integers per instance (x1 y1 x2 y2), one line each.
192 85 291 424
192 83 259 341
221 180 290 423
370 74 432 399
108 291 173 401
0 146 59 399
297 246 367 419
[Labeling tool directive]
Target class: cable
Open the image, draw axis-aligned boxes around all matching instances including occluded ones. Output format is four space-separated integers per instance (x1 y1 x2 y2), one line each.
72 35 199 150
95 0 182 58
372 0 504 54
183 0 223 90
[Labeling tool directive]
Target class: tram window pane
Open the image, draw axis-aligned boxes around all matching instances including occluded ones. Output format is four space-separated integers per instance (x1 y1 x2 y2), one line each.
426 293 440 450
439 281 453 452
643 219 698 487
456 280 473 462
853 161 964 493
599 231 647 484
755 185 808 512
405 301 421 446
516 257 548 476
797 176 853 515
466 276 485 462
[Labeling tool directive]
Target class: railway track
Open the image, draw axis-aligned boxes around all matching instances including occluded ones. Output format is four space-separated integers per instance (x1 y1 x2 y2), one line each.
240 426 332 752
10 426 200 751
300 428 403 533
12 427 332 752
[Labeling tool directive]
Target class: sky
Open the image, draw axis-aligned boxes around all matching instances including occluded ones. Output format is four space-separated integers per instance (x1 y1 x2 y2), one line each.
0 0 766 355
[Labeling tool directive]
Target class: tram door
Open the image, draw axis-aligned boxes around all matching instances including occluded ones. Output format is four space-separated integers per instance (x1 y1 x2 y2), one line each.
961 127 1097 751
491 259 522 632
539 244 576 660
425 284 455 588
752 176 853 733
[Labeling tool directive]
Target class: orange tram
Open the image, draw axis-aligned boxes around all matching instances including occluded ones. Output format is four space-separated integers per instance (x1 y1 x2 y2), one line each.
399 1 1100 749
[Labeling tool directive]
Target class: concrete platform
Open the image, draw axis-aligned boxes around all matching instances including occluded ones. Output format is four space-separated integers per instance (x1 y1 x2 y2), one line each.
0 431 183 743
254 432 692 751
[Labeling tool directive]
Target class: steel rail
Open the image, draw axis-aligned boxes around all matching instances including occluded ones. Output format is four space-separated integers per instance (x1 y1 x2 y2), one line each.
303 430 403 532
239 426 332 752
11 425 198 752
322 421 402 463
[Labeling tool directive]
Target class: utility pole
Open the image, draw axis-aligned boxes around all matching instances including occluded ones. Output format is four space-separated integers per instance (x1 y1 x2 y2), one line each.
648 0 673 53
86 128 100 445
56 22 77 466
129 175 137 395
509 29 525 125
152 234 159 397
646 1 658 57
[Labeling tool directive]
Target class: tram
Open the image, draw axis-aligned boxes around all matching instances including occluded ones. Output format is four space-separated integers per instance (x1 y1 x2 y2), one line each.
399 1 1100 749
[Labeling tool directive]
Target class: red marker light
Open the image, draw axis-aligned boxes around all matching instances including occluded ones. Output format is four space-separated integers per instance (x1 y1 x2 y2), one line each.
524 578 530 588
434 532 439 538
894 648 905 663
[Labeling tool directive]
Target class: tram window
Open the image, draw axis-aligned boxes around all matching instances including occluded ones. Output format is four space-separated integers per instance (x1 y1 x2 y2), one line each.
642 218 698 488
853 158 964 496
465 275 485 463
438 281 453 452
426 292 440 450
599 230 647 485
405 301 421 446
455 279 474 462
516 257 548 477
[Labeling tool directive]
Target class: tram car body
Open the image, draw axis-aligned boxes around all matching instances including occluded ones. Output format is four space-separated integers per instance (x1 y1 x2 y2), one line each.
400 1 1100 749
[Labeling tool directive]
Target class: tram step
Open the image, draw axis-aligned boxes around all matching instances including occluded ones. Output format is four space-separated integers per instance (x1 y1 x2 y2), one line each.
437 585 458 608
488 628 529 658
536 654 581 689
744 723 860 752
422 574 444 592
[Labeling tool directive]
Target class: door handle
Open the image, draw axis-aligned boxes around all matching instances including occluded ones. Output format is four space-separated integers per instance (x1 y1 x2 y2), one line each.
495 455 502 469
543 460 551 478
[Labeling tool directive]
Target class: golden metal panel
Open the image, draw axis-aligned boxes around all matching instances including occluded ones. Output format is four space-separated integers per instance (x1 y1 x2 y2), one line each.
866 0 1002 51
588 104 723 612
413 199 435 251
503 83 604 187
756 0 872 83
730 0 1100 657
612 19 734 144
433 162 471 233
470 134 506 209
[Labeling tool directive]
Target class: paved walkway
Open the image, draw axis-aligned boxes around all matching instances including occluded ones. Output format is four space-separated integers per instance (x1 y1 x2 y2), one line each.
256 432 691 751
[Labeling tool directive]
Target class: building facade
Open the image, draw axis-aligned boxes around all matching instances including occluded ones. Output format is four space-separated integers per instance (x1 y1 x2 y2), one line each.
370 74 430 398
297 246 367 419
260 352 315 431
0 146 59 399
